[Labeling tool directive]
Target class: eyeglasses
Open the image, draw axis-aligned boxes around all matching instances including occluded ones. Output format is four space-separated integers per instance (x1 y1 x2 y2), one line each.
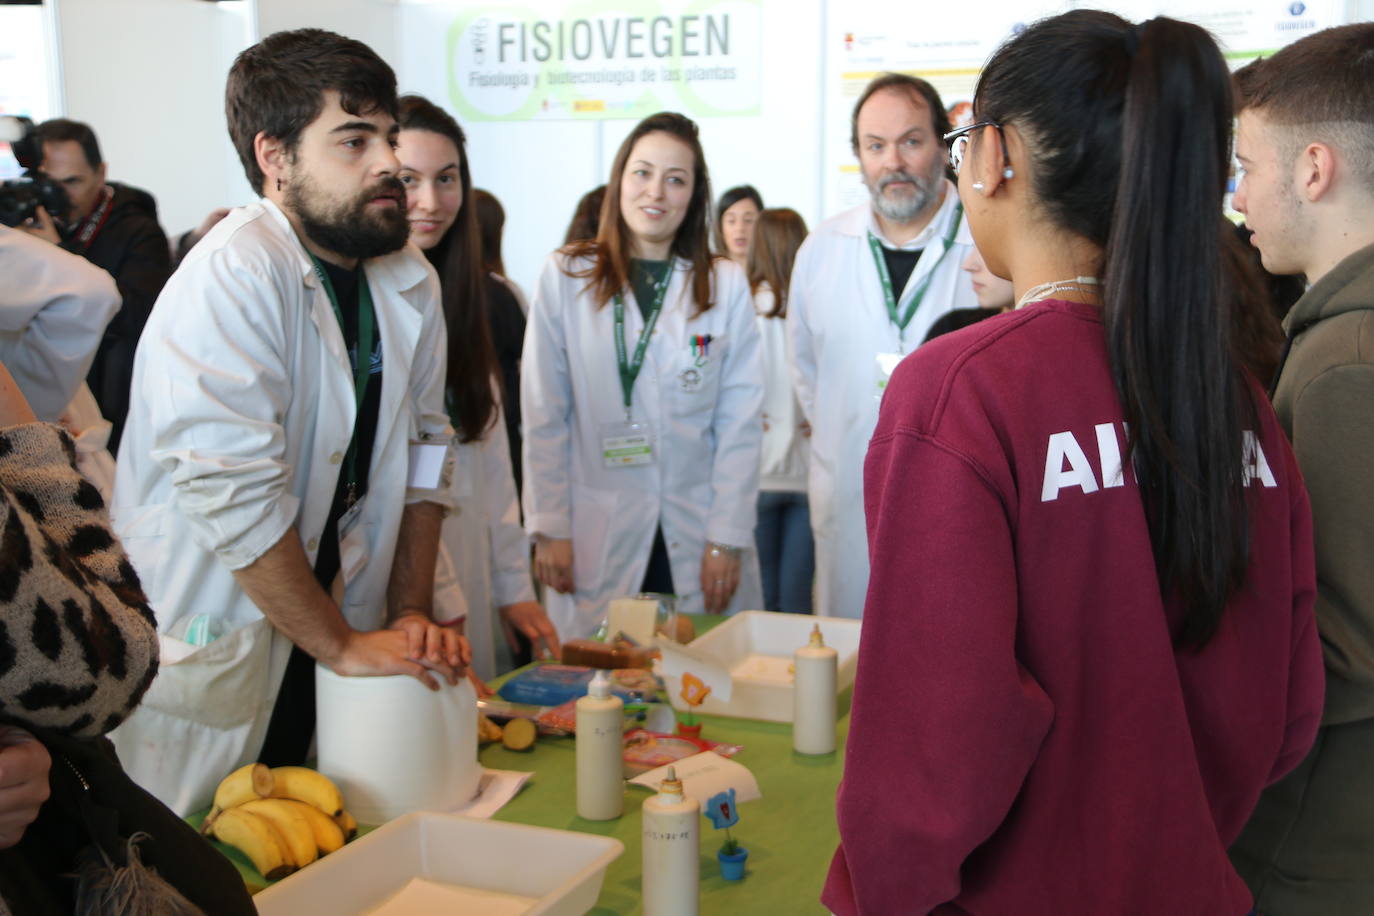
943 120 1002 175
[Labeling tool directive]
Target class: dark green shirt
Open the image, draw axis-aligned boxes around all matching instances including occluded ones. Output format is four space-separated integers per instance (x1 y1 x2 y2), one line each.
630 258 672 320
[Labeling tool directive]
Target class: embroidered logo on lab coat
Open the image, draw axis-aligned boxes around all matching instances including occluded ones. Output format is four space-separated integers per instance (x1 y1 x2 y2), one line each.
681 333 715 390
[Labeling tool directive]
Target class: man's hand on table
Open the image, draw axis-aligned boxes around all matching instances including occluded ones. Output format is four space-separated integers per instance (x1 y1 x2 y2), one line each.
391 611 470 675
324 621 467 690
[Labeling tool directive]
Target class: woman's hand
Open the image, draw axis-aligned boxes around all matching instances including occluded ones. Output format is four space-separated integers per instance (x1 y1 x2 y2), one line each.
0 727 51 850
533 535 575 594
700 542 742 614
500 601 562 661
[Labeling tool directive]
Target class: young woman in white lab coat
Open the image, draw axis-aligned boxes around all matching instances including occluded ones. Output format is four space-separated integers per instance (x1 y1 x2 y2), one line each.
522 112 765 640
747 208 814 613
396 95 560 681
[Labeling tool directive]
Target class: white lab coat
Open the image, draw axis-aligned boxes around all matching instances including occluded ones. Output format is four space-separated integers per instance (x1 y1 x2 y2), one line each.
522 252 764 639
787 185 976 618
0 225 119 421
754 285 808 493
432 394 536 681
108 199 453 814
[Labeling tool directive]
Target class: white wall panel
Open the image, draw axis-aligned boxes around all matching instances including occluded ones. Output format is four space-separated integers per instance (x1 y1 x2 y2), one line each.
53 0 254 235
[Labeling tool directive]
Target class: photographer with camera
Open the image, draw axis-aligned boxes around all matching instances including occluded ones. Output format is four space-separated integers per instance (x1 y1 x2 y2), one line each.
18 118 171 454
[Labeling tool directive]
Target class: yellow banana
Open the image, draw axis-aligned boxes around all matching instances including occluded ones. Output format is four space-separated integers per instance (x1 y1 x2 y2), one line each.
334 809 358 841
239 799 319 867
209 807 294 881
202 762 274 832
270 766 345 818
271 798 346 855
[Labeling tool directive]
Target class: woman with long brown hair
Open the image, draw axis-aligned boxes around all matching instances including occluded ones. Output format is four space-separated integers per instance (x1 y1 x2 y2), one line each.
746 208 813 612
396 95 560 678
522 112 764 639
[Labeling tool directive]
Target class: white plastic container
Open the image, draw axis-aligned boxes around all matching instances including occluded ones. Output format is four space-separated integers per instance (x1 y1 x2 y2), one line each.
641 767 699 916
793 624 838 754
253 812 624 916
661 611 861 722
314 667 481 825
576 670 624 820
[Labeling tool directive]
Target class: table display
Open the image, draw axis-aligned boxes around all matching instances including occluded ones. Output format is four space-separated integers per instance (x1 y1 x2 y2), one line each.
481 614 851 914
195 614 850 913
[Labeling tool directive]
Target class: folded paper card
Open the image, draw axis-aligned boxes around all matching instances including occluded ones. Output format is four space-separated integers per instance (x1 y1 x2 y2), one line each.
656 640 733 703
606 597 660 646
629 751 760 806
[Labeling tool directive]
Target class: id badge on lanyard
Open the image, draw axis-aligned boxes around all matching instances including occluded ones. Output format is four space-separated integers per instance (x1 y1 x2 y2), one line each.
601 419 655 468
874 351 904 401
868 201 964 352
311 254 377 590
607 276 669 468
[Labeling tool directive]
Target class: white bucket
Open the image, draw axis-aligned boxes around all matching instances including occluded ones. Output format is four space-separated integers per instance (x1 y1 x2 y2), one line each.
315 666 481 825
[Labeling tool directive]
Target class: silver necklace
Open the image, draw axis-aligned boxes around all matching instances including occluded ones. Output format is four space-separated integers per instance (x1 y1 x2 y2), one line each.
1015 275 1101 310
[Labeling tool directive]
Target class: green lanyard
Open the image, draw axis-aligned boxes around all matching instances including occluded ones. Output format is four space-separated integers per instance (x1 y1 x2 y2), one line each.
612 271 672 422
867 201 964 341
310 255 376 506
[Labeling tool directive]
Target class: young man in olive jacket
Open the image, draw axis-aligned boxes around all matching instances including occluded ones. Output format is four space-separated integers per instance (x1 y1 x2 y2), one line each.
1229 22 1374 915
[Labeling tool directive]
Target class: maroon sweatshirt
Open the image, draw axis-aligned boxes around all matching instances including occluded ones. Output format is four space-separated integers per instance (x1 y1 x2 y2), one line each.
823 300 1323 915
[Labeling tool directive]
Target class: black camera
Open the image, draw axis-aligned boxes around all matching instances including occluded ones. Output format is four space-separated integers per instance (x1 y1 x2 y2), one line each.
0 115 70 229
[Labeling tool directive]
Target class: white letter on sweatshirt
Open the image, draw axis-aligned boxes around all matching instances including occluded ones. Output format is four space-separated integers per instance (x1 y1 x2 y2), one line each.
1096 422 1125 488
1242 430 1278 488
1042 431 1100 501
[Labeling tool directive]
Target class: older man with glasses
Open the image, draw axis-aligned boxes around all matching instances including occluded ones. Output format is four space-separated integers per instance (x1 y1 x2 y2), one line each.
787 72 979 619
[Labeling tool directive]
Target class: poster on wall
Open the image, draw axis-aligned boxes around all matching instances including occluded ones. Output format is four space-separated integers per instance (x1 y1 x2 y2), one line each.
822 0 1349 216
822 1 1058 214
1074 0 1348 57
399 0 762 122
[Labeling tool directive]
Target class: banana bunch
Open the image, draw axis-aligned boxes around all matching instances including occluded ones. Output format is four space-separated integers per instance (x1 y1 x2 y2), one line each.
201 763 360 881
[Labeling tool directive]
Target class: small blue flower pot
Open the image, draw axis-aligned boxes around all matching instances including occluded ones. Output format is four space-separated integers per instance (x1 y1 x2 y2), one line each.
717 846 749 881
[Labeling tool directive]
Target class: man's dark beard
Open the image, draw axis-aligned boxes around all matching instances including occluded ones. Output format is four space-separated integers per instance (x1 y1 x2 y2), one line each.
286 173 409 260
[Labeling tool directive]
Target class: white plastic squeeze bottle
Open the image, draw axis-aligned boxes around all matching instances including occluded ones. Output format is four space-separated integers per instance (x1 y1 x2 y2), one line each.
576 670 624 820
793 623 838 754
641 766 699 916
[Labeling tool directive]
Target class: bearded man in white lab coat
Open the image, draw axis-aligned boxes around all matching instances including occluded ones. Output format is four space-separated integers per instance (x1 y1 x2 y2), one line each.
108 29 468 815
788 74 978 618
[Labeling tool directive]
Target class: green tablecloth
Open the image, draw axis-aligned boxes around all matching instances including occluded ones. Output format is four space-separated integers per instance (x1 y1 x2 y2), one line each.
483 614 849 914
196 614 849 912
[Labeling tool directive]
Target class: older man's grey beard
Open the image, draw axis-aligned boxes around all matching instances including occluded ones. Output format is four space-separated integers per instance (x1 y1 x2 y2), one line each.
867 164 943 223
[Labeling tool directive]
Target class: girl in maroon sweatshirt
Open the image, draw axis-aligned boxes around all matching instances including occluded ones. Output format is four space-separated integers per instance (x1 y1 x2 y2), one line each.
824 12 1324 915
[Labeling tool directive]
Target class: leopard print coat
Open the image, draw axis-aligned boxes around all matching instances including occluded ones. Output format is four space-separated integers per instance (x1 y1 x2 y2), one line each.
0 423 158 737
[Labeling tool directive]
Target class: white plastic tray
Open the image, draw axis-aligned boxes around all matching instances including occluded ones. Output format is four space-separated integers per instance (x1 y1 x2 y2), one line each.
663 611 861 722
253 811 624 916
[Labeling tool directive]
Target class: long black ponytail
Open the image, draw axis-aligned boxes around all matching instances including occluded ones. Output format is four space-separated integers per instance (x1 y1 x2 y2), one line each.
976 12 1253 647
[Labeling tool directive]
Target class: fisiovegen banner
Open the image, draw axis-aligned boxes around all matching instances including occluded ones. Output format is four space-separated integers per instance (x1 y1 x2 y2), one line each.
436 0 762 121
